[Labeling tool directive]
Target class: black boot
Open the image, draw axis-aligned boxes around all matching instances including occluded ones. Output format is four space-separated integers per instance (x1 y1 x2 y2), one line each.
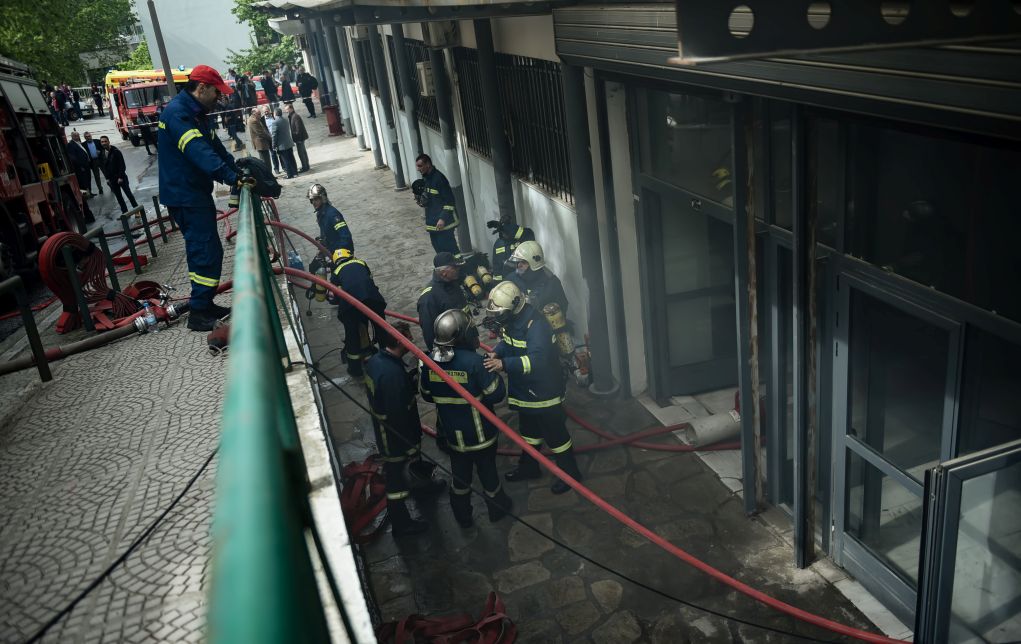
187 308 218 332
504 460 541 483
486 489 513 523
550 451 582 495
388 499 428 537
449 490 473 528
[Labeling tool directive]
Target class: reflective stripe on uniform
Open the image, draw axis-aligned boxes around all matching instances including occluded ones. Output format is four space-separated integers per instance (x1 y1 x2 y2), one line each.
333 258 367 275
484 483 503 497
509 396 564 409
333 221 347 230
427 188 440 194
158 121 166 129
482 377 500 395
504 336 527 348
452 434 496 453
520 356 531 374
386 490 409 500
177 128 202 152
443 205 455 211
189 272 219 287
523 435 544 446
429 370 468 383
451 484 471 495
494 246 506 254
549 439 573 454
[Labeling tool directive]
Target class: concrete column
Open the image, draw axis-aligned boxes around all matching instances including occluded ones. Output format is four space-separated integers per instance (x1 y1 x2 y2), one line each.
369 26 407 190
561 64 618 397
322 18 354 135
304 18 331 107
351 34 385 169
428 45 471 251
391 24 423 155
336 27 368 150
473 19 516 225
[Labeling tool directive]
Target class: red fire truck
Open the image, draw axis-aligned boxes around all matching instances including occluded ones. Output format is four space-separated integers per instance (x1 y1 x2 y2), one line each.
0 55 86 279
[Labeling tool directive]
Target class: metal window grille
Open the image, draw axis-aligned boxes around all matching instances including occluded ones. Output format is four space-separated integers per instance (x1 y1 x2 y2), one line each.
453 47 490 158
359 40 378 94
386 35 404 111
404 39 439 130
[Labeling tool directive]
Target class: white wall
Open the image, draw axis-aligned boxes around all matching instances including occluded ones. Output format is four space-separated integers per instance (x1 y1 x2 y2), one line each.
135 0 254 74
457 16 558 61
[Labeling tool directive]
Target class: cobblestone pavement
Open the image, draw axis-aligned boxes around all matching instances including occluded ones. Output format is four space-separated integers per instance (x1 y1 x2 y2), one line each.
272 117 884 641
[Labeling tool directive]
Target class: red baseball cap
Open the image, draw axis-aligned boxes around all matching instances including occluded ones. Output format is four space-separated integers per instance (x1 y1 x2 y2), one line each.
190 65 232 94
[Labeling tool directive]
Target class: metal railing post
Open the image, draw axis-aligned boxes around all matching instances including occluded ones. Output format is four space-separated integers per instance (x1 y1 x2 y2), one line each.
151 195 169 243
94 230 121 294
3 276 52 382
60 245 95 333
119 214 143 274
140 207 158 258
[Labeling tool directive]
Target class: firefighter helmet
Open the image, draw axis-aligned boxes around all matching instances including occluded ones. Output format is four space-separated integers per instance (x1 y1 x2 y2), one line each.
332 248 353 262
433 308 476 349
485 281 526 322
507 240 544 272
307 183 328 205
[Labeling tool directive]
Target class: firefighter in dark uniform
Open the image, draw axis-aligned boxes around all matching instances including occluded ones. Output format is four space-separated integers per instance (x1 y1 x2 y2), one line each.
417 252 471 351
482 281 582 494
329 249 386 378
419 309 512 527
487 220 535 283
365 321 444 536
414 153 460 255
308 183 353 262
157 64 246 331
507 240 569 316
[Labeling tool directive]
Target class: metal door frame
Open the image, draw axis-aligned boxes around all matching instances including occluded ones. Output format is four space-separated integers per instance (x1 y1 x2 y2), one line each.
830 268 963 625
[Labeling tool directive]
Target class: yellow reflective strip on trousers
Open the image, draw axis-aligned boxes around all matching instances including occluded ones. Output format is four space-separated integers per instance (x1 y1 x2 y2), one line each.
523 435 544 445
549 439 573 454
189 272 219 287
386 490 409 499
508 396 564 409
454 435 496 453
177 128 202 152
520 356 531 374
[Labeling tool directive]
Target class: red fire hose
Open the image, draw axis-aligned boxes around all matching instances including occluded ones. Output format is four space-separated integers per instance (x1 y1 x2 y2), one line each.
281 266 906 644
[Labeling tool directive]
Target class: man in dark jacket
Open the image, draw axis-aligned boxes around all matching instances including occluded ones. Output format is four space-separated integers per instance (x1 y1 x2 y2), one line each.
365 321 443 536
417 252 470 351
156 65 242 331
419 308 511 528
286 103 310 173
296 67 317 118
67 132 92 195
82 132 104 194
99 135 138 214
309 184 353 261
483 281 582 495
91 84 104 117
414 154 460 254
329 249 386 378
507 240 569 316
261 71 278 107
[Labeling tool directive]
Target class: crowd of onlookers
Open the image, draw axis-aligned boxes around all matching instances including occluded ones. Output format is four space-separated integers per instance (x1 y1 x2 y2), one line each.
44 83 105 126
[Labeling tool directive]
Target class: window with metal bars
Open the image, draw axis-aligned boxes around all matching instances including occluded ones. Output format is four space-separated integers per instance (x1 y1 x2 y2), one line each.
403 39 439 130
386 35 403 111
454 49 573 203
359 40 378 94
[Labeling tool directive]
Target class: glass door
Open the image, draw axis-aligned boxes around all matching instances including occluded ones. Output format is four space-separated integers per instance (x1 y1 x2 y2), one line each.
916 439 1021 643
832 273 961 623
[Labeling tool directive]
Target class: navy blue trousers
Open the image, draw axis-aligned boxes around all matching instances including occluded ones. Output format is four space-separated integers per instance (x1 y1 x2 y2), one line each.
429 228 460 254
169 206 222 311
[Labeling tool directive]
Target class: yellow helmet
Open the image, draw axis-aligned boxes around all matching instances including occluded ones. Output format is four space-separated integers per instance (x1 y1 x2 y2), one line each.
507 240 544 272
332 248 353 263
485 281 526 322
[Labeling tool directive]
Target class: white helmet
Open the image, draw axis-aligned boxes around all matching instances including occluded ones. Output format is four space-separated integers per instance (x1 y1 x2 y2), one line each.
485 281 526 322
507 240 544 272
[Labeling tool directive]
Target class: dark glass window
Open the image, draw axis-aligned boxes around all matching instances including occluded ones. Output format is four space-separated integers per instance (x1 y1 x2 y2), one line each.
847 124 1021 323
639 90 733 206
957 328 1021 456
771 104 793 229
807 118 840 248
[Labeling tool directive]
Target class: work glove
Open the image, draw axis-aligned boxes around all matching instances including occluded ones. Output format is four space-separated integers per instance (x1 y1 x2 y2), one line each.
486 219 501 234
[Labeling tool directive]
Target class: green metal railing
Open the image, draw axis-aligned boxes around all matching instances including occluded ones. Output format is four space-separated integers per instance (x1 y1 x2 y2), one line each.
208 188 331 643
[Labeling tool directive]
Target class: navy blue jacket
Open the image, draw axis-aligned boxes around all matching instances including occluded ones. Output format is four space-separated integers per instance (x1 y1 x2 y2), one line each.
420 348 505 452
421 168 458 231
491 224 535 282
493 306 564 410
157 91 237 208
509 268 569 317
316 202 354 260
416 276 469 350
330 257 385 317
365 351 421 451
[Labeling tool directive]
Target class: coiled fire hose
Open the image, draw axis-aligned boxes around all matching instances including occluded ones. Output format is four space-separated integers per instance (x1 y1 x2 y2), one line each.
276 266 906 644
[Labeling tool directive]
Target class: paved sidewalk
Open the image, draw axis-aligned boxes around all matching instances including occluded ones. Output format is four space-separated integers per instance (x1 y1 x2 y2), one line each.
269 116 886 641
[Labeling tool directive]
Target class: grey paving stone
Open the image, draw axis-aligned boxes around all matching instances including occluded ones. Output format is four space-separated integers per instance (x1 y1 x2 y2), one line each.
592 609 642 643
556 514 594 549
591 579 624 613
507 513 554 562
588 448 628 474
547 575 586 609
493 561 551 594
555 599 601 636
526 486 581 512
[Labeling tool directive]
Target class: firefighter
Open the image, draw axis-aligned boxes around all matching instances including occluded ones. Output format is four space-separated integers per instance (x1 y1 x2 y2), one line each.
308 183 353 262
506 240 569 316
329 249 386 378
365 321 444 536
157 65 248 332
417 252 471 351
419 309 512 527
487 220 535 283
482 281 582 494
413 153 460 255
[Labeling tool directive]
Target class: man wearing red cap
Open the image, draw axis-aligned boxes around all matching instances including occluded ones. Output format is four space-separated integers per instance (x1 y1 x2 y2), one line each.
158 65 250 331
